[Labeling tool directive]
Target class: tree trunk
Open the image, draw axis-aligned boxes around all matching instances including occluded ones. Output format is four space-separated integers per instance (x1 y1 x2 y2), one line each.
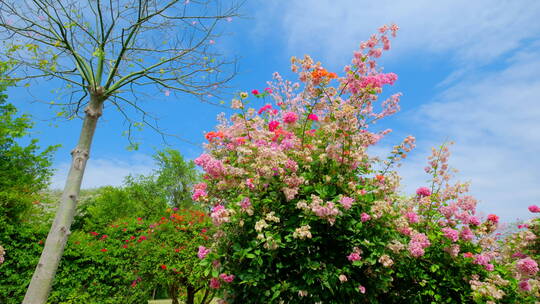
186 285 195 304
23 91 104 304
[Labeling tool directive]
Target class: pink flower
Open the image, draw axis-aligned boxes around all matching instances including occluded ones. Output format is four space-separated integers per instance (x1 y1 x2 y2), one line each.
361 213 371 222
487 214 499 224
268 121 280 132
469 216 481 226
339 196 354 210
240 197 251 209
441 227 459 242
358 285 366 294
516 257 539 276
246 178 255 189
283 112 298 124
519 280 531 291
339 274 348 282
347 252 361 262
209 277 221 289
405 212 419 224
416 187 431 197
219 273 235 283
307 114 319 121
258 104 272 115
264 87 273 93
408 233 430 258
251 89 260 95
512 252 527 259
192 189 207 201
528 205 540 213
198 246 211 259
460 227 474 241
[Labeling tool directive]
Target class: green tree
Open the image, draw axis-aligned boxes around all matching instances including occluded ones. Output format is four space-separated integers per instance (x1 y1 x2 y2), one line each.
0 61 57 223
154 149 200 209
0 1 241 301
0 61 57 304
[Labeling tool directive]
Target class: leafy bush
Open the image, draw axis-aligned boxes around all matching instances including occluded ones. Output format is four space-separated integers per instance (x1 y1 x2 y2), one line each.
193 25 538 303
50 209 214 304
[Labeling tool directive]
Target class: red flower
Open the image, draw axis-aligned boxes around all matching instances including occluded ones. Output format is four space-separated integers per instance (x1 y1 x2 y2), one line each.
100 235 108 240
268 121 280 132
487 214 499 224
160 264 167 270
205 131 224 142
100 248 108 252
123 245 128 249
258 104 272 115
463 252 473 258
251 89 260 95
375 175 385 182
137 217 142 221
264 87 273 93
90 231 99 236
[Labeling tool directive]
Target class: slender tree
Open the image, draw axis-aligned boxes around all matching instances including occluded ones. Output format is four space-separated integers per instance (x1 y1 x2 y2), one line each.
0 1 240 302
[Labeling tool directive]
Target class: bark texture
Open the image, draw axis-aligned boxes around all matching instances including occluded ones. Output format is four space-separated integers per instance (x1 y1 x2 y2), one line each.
23 90 104 304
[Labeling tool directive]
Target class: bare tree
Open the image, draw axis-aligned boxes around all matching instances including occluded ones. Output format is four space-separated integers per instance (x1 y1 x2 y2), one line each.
0 0 240 302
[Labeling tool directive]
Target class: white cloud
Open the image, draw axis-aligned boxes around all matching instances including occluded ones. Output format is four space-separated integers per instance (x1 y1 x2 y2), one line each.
51 154 155 189
397 46 540 222
257 0 540 66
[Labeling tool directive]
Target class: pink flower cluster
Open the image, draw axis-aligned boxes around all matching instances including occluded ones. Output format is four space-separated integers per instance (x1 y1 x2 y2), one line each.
528 205 540 213
192 182 208 201
360 213 371 222
408 233 430 258
194 153 225 178
516 257 539 276
473 254 494 271
198 246 210 259
219 273 235 283
210 205 230 226
416 187 431 197
283 111 298 124
311 201 340 224
347 251 362 262
441 227 459 242
339 196 354 210
405 212 419 224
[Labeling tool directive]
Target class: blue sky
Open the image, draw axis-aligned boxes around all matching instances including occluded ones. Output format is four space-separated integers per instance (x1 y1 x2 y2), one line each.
8 0 540 222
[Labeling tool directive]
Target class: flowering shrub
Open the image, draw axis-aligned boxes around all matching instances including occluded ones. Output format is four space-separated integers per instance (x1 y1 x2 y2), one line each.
50 208 214 304
192 24 538 303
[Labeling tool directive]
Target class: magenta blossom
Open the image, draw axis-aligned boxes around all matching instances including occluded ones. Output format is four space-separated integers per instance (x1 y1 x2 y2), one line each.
416 187 431 197
219 273 235 283
268 121 280 132
283 112 298 124
258 104 272 114
252 89 260 95
347 252 361 262
307 114 319 121
198 246 211 259
528 205 540 213
361 213 371 222
209 277 221 289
